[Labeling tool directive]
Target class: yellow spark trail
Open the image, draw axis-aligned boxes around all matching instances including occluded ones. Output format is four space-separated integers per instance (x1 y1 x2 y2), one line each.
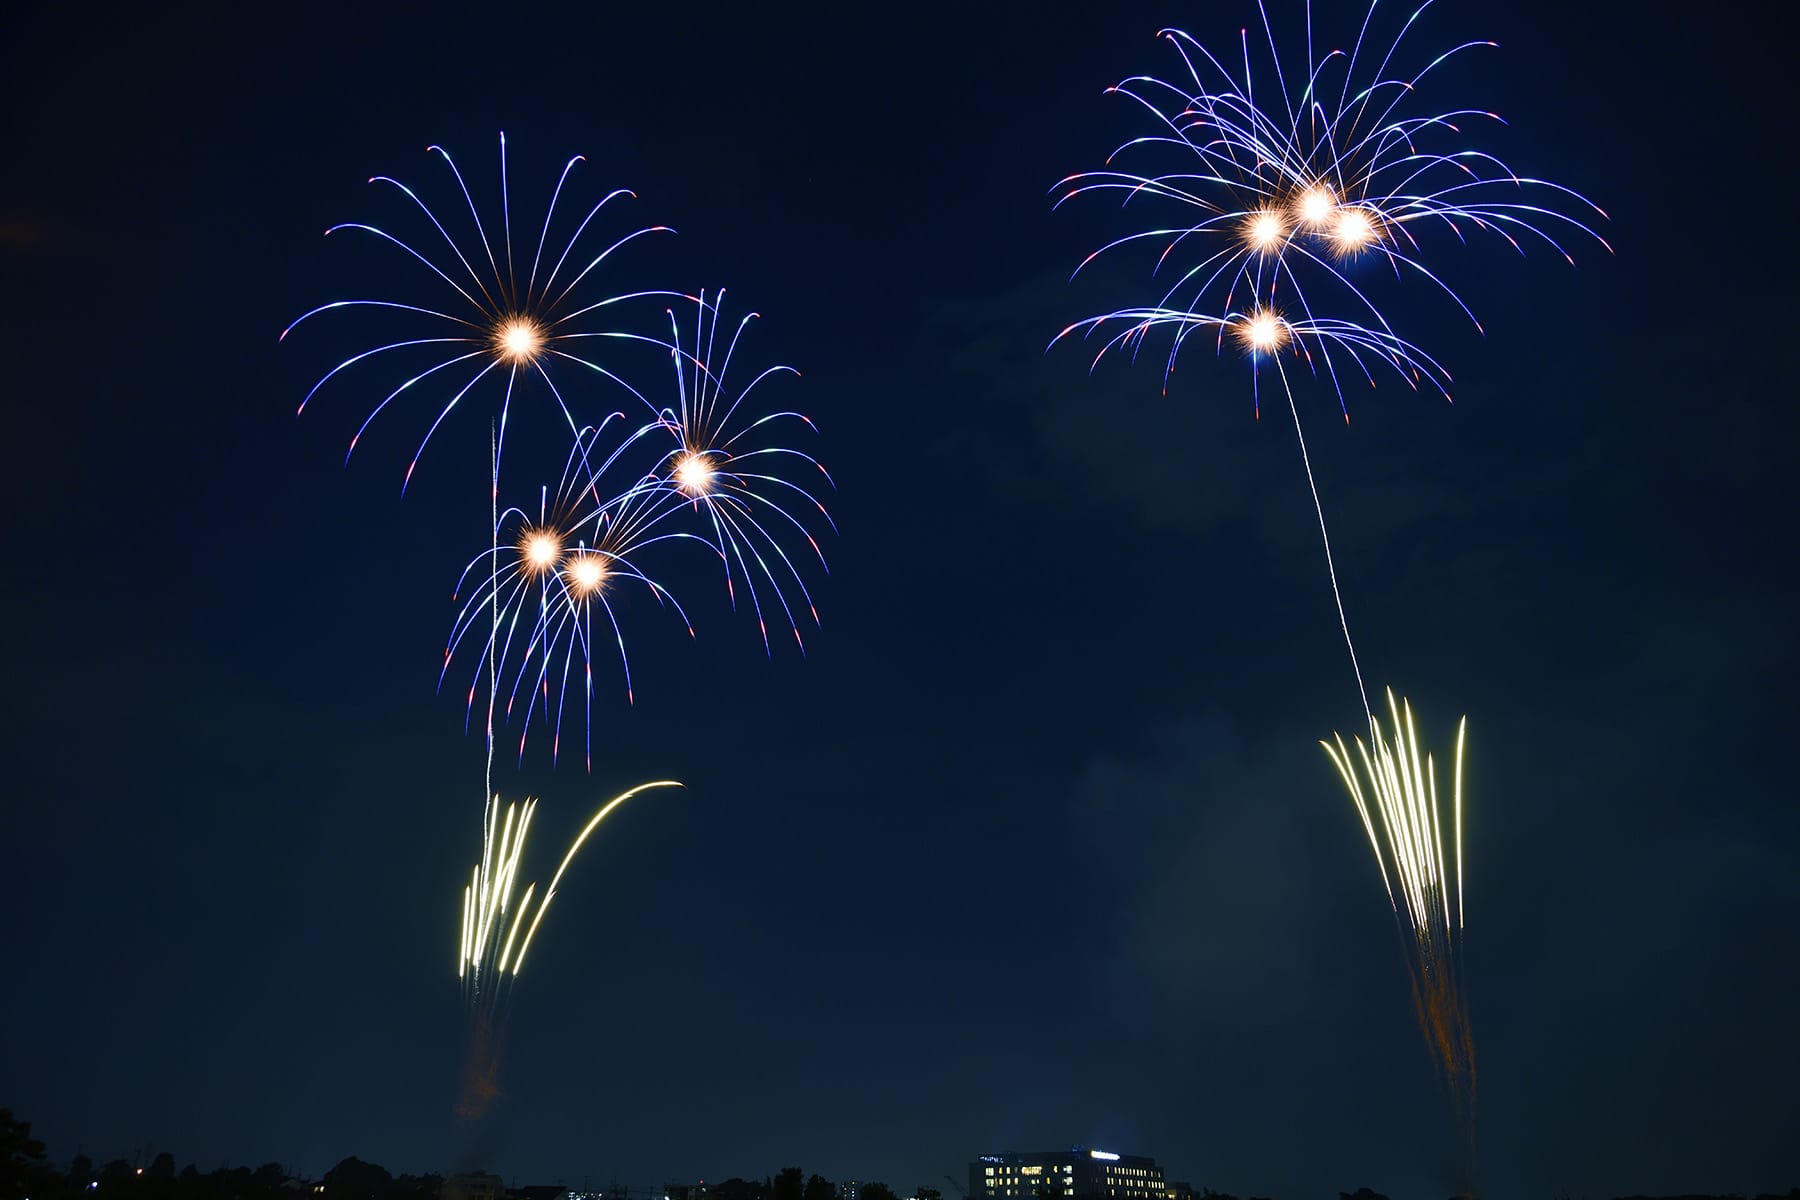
1323 689 1475 1115
458 781 683 991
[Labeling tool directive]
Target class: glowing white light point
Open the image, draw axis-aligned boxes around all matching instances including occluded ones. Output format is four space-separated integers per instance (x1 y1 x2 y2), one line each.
496 318 544 363
1244 210 1285 251
674 452 716 495
1335 207 1377 252
567 554 606 594
1240 309 1286 353
1297 186 1335 224
521 529 561 573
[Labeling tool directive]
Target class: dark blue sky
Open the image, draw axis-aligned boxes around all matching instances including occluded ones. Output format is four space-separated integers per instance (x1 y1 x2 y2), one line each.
3 3 1794 1199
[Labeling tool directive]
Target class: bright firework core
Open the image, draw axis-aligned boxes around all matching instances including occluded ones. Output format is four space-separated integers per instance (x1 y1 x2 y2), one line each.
519 528 562 574
494 317 545 364
1238 309 1288 353
1296 185 1336 224
673 452 716 495
1243 209 1286 251
565 553 606 595
1334 207 1378 253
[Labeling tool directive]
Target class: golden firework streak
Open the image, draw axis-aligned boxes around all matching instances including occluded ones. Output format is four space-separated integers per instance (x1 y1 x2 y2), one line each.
1322 688 1474 1109
459 780 683 982
1323 690 1466 937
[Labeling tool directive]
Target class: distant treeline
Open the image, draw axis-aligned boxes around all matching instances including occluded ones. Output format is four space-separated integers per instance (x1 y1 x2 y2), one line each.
4 1110 1796 1200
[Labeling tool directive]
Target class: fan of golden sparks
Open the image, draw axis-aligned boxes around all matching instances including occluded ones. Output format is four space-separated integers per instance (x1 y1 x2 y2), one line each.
459 779 682 998
1322 689 1474 1111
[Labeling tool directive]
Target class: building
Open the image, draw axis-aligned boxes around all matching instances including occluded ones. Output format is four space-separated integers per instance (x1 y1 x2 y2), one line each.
969 1151 1165 1200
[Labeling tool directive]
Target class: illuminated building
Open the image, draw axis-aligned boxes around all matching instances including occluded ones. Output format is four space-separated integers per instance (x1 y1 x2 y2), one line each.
968 1151 1164 1200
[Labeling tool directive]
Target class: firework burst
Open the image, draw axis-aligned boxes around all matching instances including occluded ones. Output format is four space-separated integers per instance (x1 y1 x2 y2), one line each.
281 132 677 492
284 136 834 1124
1054 0 1606 722
653 290 835 654
1056 0 1609 411
444 422 713 770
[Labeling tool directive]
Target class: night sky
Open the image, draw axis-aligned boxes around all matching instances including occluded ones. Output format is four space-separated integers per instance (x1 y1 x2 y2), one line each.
4 3 1794 1199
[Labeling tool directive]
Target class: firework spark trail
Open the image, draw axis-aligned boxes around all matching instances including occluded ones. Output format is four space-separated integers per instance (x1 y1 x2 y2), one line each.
459 781 683 1005
1323 689 1473 1112
1271 351 1369 721
456 780 681 1120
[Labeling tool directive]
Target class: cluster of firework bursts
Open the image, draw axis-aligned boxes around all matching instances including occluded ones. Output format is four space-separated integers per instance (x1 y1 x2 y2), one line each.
1055 0 1606 1146
275 0 1603 1159
285 135 830 1115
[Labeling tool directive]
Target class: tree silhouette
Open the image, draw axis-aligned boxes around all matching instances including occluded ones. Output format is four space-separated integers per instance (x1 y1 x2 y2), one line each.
0 1112 50 1200
324 1159 393 1200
